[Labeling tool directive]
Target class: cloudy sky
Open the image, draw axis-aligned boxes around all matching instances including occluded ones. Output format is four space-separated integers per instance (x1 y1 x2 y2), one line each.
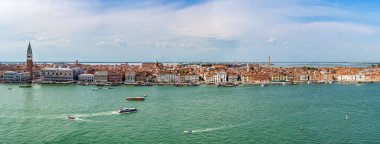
1 0 380 62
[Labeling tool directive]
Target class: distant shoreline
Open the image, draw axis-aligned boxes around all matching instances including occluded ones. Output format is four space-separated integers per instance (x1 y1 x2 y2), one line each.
1 81 377 87
2 61 379 68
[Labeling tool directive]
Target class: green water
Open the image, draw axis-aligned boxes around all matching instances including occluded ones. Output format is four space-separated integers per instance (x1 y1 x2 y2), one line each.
1 83 380 143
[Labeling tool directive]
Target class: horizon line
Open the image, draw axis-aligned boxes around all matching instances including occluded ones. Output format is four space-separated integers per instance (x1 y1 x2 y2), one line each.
1 61 380 64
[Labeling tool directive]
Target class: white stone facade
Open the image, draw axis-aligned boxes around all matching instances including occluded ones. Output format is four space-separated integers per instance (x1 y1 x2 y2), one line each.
41 68 74 82
94 71 108 83
78 74 94 82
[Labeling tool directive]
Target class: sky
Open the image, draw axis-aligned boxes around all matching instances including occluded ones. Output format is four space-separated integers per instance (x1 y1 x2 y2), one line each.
1 0 380 62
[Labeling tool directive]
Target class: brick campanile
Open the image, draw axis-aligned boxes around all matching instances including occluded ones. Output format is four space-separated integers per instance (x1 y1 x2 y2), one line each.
26 41 33 80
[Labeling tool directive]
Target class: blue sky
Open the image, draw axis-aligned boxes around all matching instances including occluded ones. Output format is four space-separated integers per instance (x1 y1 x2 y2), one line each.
0 0 380 62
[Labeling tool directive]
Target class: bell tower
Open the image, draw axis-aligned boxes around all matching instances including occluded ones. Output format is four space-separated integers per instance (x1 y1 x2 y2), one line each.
26 41 33 80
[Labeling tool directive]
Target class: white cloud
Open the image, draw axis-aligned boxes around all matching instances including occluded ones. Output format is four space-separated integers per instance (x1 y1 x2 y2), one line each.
0 0 379 62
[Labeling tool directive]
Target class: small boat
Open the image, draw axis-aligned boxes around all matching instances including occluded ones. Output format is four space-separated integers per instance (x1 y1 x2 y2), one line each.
126 97 145 101
67 116 76 120
78 83 88 86
118 107 138 114
218 83 238 87
19 85 32 88
8 88 12 90
183 130 193 134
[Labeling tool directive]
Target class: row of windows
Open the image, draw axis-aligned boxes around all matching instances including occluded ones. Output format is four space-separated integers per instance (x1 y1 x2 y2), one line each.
43 72 72 76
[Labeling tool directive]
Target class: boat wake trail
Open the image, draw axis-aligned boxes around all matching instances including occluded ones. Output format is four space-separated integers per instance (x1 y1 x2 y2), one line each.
70 111 119 118
189 123 246 134
191 126 226 133
70 117 94 122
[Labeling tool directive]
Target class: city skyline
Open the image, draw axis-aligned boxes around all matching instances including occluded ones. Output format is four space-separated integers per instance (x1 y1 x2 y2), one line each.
1 0 380 62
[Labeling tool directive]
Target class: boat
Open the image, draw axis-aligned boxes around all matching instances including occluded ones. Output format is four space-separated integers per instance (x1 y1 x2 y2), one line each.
67 116 76 120
118 107 138 114
135 82 153 86
19 85 32 88
218 83 238 87
126 97 145 101
183 130 193 134
8 88 12 90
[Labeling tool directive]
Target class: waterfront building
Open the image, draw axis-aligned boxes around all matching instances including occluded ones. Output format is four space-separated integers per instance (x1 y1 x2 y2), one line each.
299 74 311 82
135 71 153 82
241 73 249 83
356 72 366 82
318 69 334 83
213 71 227 83
26 41 33 80
202 72 214 83
271 74 293 82
72 67 84 80
78 74 94 82
227 74 239 83
337 74 356 82
125 71 136 83
0 71 4 80
184 74 199 83
41 67 74 82
2 71 30 82
108 71 123 83
157 70 178 83
94 71 108 83
241 73 270 83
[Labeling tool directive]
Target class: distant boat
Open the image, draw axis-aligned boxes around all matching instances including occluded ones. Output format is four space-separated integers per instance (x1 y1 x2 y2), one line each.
118 107 138 114
345 113 349 120
183 130 192 134
97 87 113 90
19 85 32 88
135 83 153 86
126 97 145 101
218 83 238 87
67 116 76 120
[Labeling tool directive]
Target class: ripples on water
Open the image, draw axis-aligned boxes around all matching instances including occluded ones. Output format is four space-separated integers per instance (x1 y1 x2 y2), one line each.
1 84 380 143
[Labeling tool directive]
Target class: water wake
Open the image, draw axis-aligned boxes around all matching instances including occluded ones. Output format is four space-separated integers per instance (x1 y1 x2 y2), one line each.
191 126 226 133
188 123 246 134
70 111 119 118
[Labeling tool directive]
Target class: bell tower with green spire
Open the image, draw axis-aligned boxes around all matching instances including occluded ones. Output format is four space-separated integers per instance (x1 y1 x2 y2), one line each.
26 41 33 81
